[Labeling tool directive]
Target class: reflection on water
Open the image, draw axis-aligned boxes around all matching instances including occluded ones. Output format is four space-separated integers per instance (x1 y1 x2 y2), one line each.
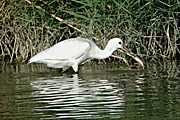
0 61 180 119
31 74 125 119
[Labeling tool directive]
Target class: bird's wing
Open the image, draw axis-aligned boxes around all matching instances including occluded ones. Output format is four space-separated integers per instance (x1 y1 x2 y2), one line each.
29 38 90 63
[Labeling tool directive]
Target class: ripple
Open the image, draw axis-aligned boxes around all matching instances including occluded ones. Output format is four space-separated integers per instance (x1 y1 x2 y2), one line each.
1 63 180 119
31 74 125 119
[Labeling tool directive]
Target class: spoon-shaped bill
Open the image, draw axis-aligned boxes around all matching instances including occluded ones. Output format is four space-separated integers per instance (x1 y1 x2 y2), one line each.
118 45 144 68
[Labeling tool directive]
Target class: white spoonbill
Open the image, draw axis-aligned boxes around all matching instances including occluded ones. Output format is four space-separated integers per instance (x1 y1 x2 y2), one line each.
29 37 144 72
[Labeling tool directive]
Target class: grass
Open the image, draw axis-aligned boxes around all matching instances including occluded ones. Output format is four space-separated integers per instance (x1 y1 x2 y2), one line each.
0 0 180 63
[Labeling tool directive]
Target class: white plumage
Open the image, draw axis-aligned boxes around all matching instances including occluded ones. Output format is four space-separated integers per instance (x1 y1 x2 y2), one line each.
29 37 144 72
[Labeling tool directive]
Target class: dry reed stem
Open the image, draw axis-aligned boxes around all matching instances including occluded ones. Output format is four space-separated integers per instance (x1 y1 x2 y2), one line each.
24 0 99 41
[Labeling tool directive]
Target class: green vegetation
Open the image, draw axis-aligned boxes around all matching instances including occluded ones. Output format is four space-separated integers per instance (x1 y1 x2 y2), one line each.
0 0 179 63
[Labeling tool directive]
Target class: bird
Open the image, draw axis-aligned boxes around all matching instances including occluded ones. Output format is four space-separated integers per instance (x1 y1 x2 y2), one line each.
29 37 144 72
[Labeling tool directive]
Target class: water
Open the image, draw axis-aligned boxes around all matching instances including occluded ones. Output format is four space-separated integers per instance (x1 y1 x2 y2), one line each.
0 61 180 119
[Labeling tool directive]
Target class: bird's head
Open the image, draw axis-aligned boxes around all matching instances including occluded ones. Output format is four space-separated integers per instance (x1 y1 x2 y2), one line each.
109 38 144 68
108 38 124 49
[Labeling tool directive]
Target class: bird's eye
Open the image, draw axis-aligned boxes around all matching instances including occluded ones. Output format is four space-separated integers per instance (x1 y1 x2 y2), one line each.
119 41 122 45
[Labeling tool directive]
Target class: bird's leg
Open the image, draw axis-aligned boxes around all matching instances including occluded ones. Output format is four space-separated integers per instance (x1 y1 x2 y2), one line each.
72 63 79 72
111 55 129 66
62 67 70 72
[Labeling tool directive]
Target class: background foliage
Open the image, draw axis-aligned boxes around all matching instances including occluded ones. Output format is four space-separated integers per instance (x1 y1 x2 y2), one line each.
0 0 180 63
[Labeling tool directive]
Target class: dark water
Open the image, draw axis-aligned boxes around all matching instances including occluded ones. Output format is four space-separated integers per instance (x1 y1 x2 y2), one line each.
0 61 180 120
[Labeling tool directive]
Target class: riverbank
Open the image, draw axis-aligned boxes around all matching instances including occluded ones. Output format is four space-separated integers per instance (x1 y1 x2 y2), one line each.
0 0 179 63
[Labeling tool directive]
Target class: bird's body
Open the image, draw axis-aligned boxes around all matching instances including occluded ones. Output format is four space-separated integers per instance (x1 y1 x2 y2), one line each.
29 37 144 72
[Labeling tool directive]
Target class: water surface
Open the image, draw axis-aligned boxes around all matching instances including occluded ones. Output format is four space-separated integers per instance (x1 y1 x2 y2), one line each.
0 61 180 119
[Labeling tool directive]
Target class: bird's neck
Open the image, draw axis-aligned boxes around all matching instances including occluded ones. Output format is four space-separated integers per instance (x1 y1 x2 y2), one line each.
96 45 116 59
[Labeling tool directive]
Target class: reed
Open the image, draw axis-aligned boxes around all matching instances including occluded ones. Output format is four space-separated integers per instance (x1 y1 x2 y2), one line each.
0 0 179 63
